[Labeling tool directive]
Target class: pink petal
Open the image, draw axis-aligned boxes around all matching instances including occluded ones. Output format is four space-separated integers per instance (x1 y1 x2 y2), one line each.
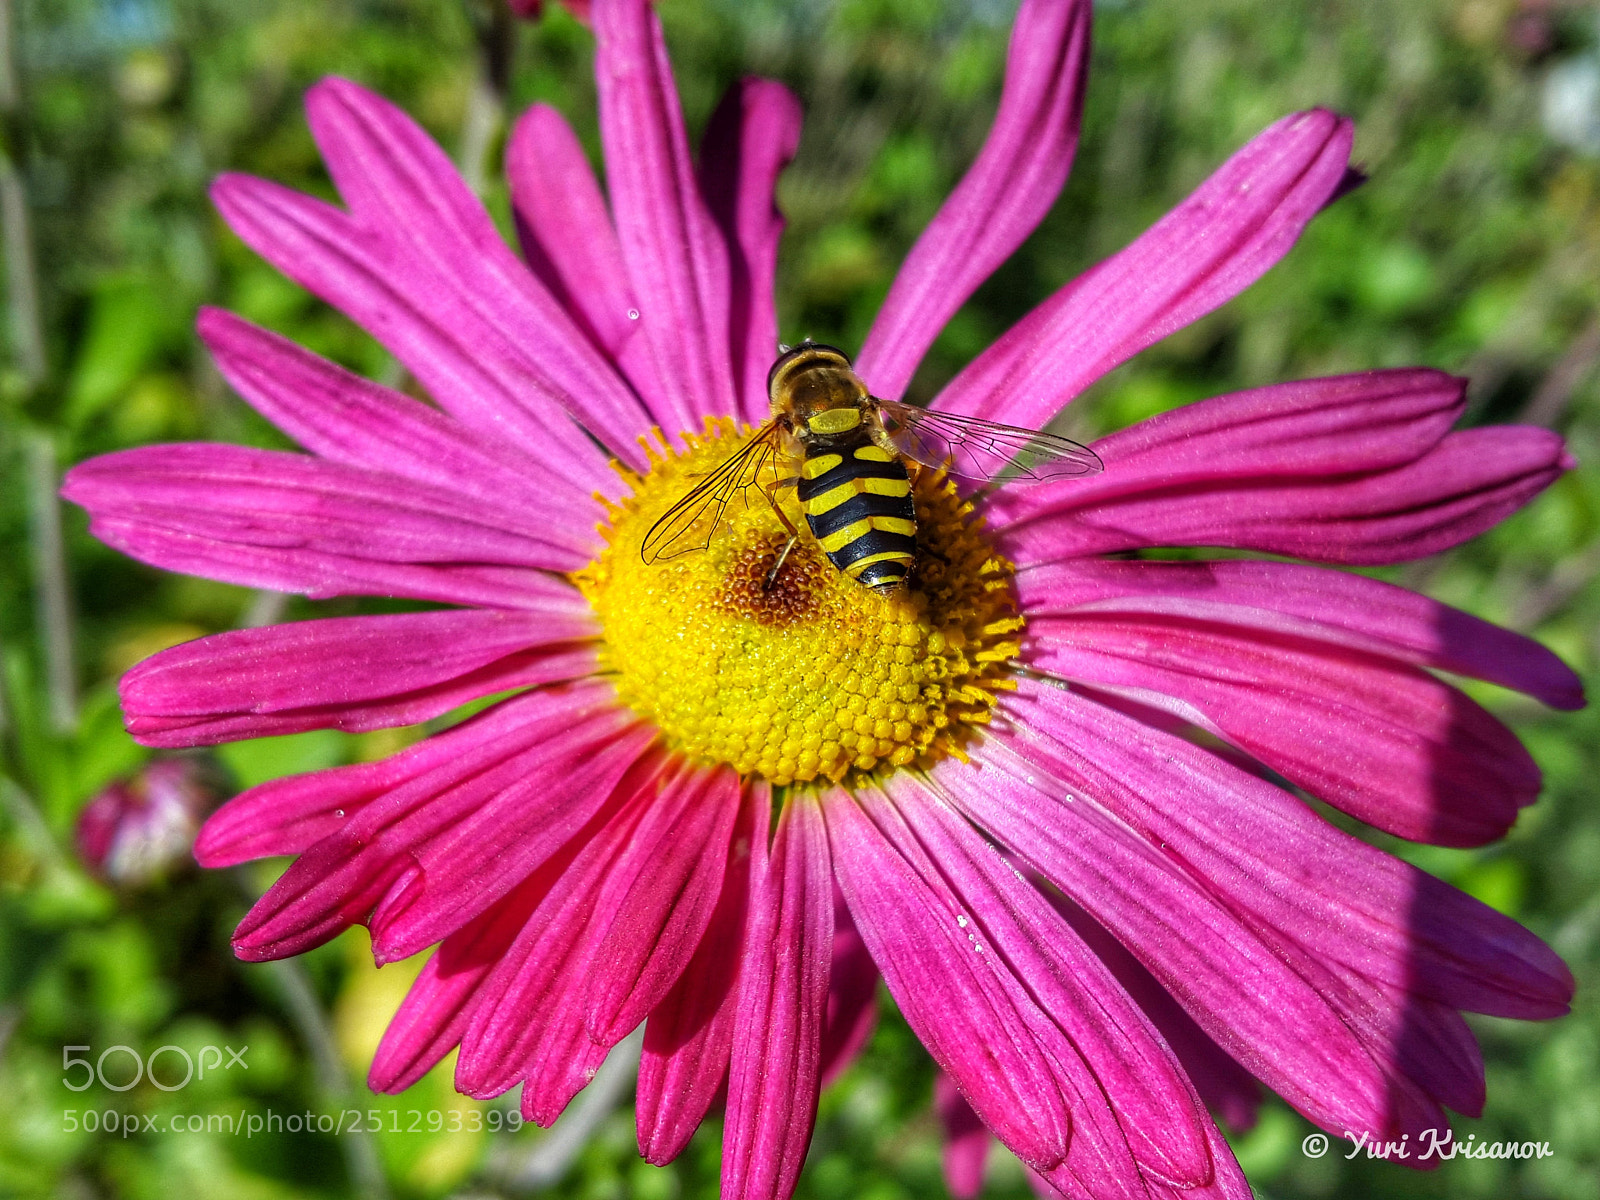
367 722 660 962
883 775 1212 1191
121 607 597 747
999 425 1571 566
1024 613 1539 846
88 522 561 611
936 737 1438 1141
936 109 1353 425
1048 893 1262 1134
1317 957 1487 1119
1017 557 1584 711
195 689 566 867
459 760 737 1125
209 172 630 486
698 78 803 423
1167 1115 1255 1200
823 786 1072 1172
723 792 833 1200
593 0 739 433
507 103 640 359
636 783 769 1165
197 308 604 535
856 0 1092 402
584 766 744 1044
1089 368 1462 475
818 893 879 1086
1031 1116 1255 1200
453 756 675 1108
999 681 1574 1017
304 78 653 465
1042 1117 1255 1200
989 366 1465 534
936 1071 992 1200
369 869 550 1093
229 684 640 961
63 444 588 602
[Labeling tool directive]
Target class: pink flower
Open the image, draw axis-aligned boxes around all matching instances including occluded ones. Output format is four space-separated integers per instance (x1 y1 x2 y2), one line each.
63 0 1582 1197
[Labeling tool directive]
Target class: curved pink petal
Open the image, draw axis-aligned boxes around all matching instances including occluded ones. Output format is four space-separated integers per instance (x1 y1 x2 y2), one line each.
229 684 642 961
936 1071 992 1200
593 0 739 434
370 869 551 1093
856 0 1091 402
884 775 1212 1191
989 367 1465 534
1024 614 1539 846
64 444 587 603
824 786 1073 1173
636 783 768 1165
698 77 803 423
197 308 604 532
722 792 833 1200
1017 557 1584 710
999 426 1571 566
209 172 631 486
367 723 660 963
121 606 597 747
1317 959 1486 1119
1172 1113 1255 1200
128 647 593 748
584 767 744 1044
818 894 879 1086
507 103 640 359
304 78 653 464
454 755 679 1110
195 689 568 868
936 108 1353 425
992 681 1573 1019
936 738 1443 1142
1048 894 1262 1134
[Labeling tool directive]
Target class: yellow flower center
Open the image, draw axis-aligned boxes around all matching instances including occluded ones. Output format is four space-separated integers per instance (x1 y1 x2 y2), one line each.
574 420 1023 786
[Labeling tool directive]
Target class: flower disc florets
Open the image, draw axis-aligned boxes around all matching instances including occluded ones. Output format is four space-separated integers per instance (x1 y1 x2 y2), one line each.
576 420 1023 785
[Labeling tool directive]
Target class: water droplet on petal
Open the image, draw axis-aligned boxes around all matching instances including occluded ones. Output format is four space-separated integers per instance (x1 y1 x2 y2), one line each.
956 914 969 928
627 308 640 321
334 809 345 818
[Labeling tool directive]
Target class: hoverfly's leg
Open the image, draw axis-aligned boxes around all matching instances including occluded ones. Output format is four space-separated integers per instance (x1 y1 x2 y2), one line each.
760 476 802 591
761 476 801 538
765 534 800 590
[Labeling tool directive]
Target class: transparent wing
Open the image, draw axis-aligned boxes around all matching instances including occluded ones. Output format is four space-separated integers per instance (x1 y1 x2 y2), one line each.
641 423 783 563
874 399 1104 486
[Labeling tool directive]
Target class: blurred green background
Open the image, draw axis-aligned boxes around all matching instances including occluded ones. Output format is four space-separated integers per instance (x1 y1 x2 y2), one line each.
2 0 1598 1196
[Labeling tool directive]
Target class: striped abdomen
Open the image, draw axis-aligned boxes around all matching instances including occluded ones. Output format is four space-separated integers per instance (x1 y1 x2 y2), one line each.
797 437 917 592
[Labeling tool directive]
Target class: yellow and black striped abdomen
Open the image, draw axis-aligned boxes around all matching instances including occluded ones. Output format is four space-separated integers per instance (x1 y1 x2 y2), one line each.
797 439 916 592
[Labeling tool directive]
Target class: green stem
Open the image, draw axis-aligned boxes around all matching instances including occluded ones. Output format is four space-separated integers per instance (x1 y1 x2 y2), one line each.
25 431 76 734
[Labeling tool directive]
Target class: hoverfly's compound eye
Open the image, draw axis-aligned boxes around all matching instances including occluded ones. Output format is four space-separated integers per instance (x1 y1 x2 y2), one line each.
765 340 851 398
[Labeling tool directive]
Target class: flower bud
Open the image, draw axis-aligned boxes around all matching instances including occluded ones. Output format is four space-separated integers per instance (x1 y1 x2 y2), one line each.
76 758 218 886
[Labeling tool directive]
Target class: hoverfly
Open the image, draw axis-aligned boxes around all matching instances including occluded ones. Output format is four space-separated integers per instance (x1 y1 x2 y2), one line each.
641 341 1103 593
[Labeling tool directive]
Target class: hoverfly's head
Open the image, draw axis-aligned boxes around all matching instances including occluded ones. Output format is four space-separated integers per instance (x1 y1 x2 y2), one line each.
767 341 865 430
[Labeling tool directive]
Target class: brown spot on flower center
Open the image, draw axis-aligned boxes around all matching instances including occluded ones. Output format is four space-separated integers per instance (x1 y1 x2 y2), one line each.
713 534 828 627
